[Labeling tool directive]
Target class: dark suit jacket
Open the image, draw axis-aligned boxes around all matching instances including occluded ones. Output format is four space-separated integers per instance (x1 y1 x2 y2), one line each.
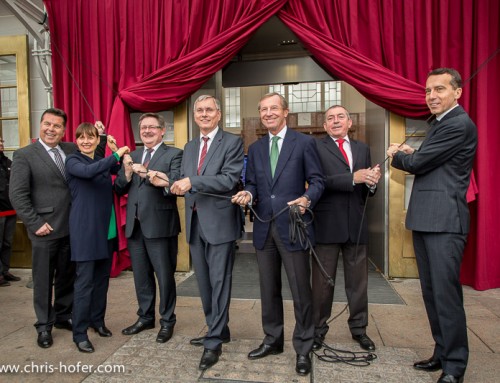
391 105 477 234
182 129 244 245
66 152 121 262
0 153 13 212
9 140 77 241
245 128 324 251
114 143 183 239
314 136 374 244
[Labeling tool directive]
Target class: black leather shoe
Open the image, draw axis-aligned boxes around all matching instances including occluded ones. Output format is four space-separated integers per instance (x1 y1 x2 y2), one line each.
352 333 376 351
199 348 222 370
121 320 154 335
190 335 231 347
413 356 442 371
248 343 284 360
75 340 95 353
3 272 21 281
37 331 53 348
92 325 112 337
156 326 174 343
312 340 322 351
296 354 311 376
437 372 464 383
54 319 72 331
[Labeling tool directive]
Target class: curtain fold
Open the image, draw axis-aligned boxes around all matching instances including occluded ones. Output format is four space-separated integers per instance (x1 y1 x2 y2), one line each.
44 0 500 289
279 0 500 290
45 0 287 276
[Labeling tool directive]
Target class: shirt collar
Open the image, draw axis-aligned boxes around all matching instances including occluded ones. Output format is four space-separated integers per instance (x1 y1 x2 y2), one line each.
39 139 62 152
436 103 459 121
144 142 163 153
269 126 287 141
200 126 219 141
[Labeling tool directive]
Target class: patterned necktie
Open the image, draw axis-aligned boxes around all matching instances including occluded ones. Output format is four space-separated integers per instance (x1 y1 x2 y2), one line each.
270 136 280 178
197 137 209 175
50 148 66 180
143 148 154 168
336 138 350 166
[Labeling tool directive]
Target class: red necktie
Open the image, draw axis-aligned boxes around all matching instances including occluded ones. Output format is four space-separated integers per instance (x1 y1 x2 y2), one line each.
336 138 350 166
197 137 209 175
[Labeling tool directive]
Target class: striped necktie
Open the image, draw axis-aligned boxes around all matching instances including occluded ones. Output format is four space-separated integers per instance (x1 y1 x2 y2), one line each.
197 137 209 175
50 148 66 180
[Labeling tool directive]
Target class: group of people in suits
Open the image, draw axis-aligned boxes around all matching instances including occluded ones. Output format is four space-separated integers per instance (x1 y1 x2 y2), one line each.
7 67 475 383
232 92 380 376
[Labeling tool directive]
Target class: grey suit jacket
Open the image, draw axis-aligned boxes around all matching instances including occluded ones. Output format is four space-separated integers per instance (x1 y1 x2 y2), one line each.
114 143 183 239
391 105 477 234
9 140 77 241
182 129 244 245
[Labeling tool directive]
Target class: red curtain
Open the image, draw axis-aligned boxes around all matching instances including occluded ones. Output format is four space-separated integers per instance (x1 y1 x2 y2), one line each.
45 0 500 289
278 0 500 290
45 0 287 275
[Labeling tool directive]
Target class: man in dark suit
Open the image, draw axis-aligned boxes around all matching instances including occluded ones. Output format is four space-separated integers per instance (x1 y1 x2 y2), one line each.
0 136 20 287
170 95 244 371
312 105 381 352
115 112 182 344
9 108 77 348
232 92 324 376
387 68 477 383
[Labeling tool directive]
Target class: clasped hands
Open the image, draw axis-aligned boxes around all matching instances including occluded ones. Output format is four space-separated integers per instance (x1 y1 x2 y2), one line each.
231 191 310 215
353 164 381 187
386 143 414 158
122 154 170 187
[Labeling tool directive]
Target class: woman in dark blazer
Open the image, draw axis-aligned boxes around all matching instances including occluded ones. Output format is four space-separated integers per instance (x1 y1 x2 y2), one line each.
66 122 129 353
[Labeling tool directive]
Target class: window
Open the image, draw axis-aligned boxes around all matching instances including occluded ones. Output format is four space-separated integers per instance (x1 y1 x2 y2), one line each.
0 35 30 158
224 87 240 128
269 81 341 112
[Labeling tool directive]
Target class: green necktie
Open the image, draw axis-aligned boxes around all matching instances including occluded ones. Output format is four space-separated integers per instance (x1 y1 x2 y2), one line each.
270 136 280 178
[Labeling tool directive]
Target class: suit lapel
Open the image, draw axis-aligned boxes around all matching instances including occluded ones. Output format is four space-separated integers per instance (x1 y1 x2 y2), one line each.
199 129 223 175
34 141 66 181
323 136 348 167
148 144 166 169
350 139 359 169
272 129 296 185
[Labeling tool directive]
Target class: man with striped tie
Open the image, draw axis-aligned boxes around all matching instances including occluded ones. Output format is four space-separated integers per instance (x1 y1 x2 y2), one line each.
9 108 77 349
170 95 244 371
115 113 183 344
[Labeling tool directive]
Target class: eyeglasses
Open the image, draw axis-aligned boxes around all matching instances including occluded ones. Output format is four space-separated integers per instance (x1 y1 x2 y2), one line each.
195 107 218 115
259 105 282 114
140 125 162 131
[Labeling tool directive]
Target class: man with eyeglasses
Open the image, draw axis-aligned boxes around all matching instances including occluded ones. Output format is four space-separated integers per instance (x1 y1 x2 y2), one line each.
9 108 77 348
115 112 183 344
170 95 244 371
232 92 324 376
0 137 20 287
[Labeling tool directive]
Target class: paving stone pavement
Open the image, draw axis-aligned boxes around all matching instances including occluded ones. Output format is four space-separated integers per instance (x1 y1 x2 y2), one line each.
83 334 433 383
1 268 499 382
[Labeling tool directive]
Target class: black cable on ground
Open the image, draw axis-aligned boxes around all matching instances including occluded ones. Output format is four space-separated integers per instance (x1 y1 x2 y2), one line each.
313 343 377 367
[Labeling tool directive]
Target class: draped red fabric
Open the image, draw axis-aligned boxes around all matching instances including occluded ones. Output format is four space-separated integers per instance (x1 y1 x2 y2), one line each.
279 0 500 290
45 0 287 276
45 0 499 289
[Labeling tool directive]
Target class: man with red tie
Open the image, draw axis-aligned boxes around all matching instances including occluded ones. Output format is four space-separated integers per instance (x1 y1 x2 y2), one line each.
312 105 380 352
170 95 244 371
